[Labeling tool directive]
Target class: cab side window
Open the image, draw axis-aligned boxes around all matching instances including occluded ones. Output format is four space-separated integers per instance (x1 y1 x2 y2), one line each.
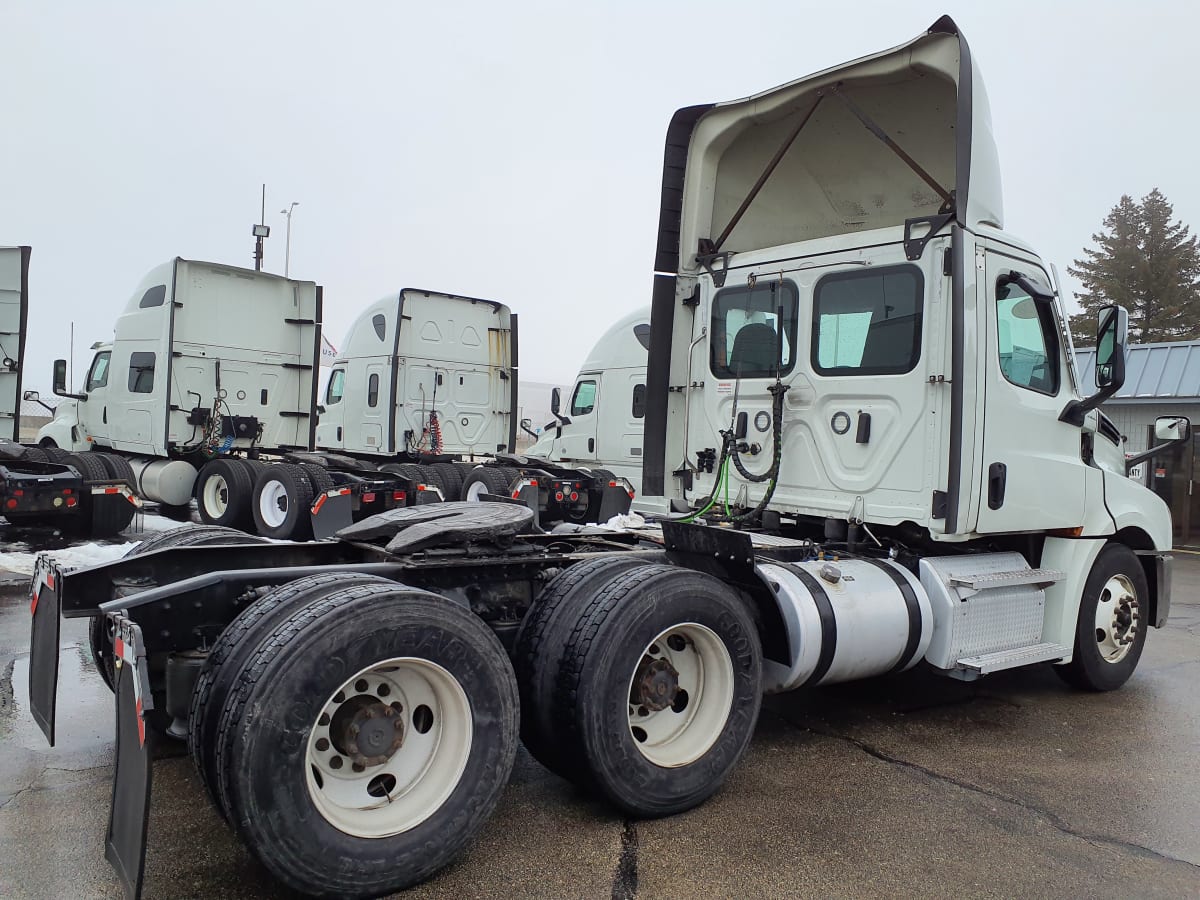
326 369 345 405
86 352 111 391
367 373 380 408
710 280 798 379
570 380 597 416
128 352 155 394
812 266 923 375
996 279 1059 395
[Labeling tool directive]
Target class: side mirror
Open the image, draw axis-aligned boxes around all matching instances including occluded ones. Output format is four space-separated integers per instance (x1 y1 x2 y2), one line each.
1126 415 1191 475
316 404 326 415
53 359 69 395
520 417 532 430
1155 415 1190 443
550 387 561 416
22 390 39 402
1095 305 1128 390
1060 304 1128 426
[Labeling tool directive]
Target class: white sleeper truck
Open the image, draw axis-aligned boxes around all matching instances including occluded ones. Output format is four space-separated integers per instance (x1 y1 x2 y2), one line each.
1 245 139 536
25 17 1188 900
39 267 631 539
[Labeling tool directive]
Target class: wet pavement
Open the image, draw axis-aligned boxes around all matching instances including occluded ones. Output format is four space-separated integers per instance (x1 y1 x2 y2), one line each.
1 542 1198 899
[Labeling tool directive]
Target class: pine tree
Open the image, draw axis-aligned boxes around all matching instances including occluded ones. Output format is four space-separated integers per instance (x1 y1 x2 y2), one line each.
1068 188 1200 345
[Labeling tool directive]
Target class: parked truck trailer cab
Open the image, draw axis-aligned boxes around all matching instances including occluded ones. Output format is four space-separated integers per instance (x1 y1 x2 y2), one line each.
24 17 1188 900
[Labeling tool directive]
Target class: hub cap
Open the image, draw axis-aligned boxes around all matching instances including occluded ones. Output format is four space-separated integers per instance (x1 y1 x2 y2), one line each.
305 657 472 837
201 474 230 518
626 622 734 767
1095 574 1139 664
257 479 289 528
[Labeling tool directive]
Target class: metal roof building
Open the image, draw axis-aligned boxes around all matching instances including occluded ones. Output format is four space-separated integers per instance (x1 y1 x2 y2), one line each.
1074 340 1200 401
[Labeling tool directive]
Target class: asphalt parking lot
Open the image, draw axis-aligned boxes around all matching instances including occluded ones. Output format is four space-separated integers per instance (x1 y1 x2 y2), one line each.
1 539 1198 899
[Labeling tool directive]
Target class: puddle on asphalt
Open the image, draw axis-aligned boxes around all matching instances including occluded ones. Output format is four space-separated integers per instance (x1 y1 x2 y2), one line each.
1 641 116 763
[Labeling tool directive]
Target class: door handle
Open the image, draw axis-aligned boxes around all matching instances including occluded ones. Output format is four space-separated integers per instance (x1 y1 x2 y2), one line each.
988 462 1007 509
855 412 871 444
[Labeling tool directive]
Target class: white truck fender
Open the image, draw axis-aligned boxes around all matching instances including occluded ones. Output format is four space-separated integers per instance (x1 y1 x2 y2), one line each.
36 401 86 451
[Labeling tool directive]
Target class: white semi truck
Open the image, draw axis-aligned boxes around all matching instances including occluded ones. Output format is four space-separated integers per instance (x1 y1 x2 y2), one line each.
38 263 630 539
528 306 651 494
0 245 138 536
25 17 1189 900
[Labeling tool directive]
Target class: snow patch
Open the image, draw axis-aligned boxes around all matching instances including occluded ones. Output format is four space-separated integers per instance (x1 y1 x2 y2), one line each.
1 541 134 577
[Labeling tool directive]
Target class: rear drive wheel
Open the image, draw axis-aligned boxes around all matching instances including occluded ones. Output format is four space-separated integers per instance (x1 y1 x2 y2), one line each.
188 571 392 816
196 459 254 529
217 582 518 898
427 462 463 501
462 465 514 501
1054 543 1149 692
514 553 662 777
251 463 315 539
550 564 761 816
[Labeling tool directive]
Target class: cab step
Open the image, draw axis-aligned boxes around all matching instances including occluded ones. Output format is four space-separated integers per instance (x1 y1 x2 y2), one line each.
949 568 1063 593
956 642 1070 674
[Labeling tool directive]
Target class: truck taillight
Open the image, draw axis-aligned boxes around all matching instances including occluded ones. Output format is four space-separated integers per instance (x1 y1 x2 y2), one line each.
5 498 16 509
66 497 77 508
392 490 406 501
570 492 579 502
362 492 376 503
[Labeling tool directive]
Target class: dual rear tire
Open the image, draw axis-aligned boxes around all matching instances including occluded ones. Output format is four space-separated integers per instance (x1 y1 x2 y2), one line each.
188 577 518 898
516 559 763 817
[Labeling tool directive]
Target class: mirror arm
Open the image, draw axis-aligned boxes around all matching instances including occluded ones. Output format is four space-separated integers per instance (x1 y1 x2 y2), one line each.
1059 380 1119 426
53 386 88 402
1125 438 1187 474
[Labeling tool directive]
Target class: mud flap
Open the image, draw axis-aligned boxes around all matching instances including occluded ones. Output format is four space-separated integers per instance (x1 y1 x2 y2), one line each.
105 614 154 900
28 555 62 745
596 484 633 522
310 488 354 541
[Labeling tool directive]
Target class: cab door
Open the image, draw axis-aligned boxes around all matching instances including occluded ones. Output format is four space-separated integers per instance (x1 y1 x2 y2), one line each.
360 363 386 452
80 349 112 447
558 376 600 462
315 367 346 449
973 248 1085 532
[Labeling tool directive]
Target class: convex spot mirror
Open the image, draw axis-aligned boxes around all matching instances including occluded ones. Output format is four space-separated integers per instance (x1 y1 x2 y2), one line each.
1095 305 1129 390
1155 415 1190 443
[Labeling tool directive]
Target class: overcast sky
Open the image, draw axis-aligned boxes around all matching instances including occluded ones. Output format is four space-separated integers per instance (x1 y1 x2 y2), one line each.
3 1 1197 392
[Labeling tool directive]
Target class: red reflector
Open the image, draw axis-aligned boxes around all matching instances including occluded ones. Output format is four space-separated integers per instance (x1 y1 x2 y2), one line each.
30 590 38 615
392 490 406 501
62 489 72 495
512 491 521 499
362 492 376 503
312 494 327 514
12 489 22 497
529 479 538 487
337 488 351 496
570 492 579 502
575 482 581 489
609 481 618 487
46 574 55 589
104 487 119 494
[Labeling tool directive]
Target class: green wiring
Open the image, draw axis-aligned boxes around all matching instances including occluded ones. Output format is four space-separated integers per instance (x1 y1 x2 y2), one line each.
681 455 731 523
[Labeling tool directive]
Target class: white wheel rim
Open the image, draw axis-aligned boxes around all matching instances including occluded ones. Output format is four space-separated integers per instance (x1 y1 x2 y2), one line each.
257 479 289 528
1094 574 1139 664
465 480 488 502
305 657 473 838
626 622 734 767
202 474 230 518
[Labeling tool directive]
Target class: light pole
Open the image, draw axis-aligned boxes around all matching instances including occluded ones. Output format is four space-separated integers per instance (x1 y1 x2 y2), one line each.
280 202 299 277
